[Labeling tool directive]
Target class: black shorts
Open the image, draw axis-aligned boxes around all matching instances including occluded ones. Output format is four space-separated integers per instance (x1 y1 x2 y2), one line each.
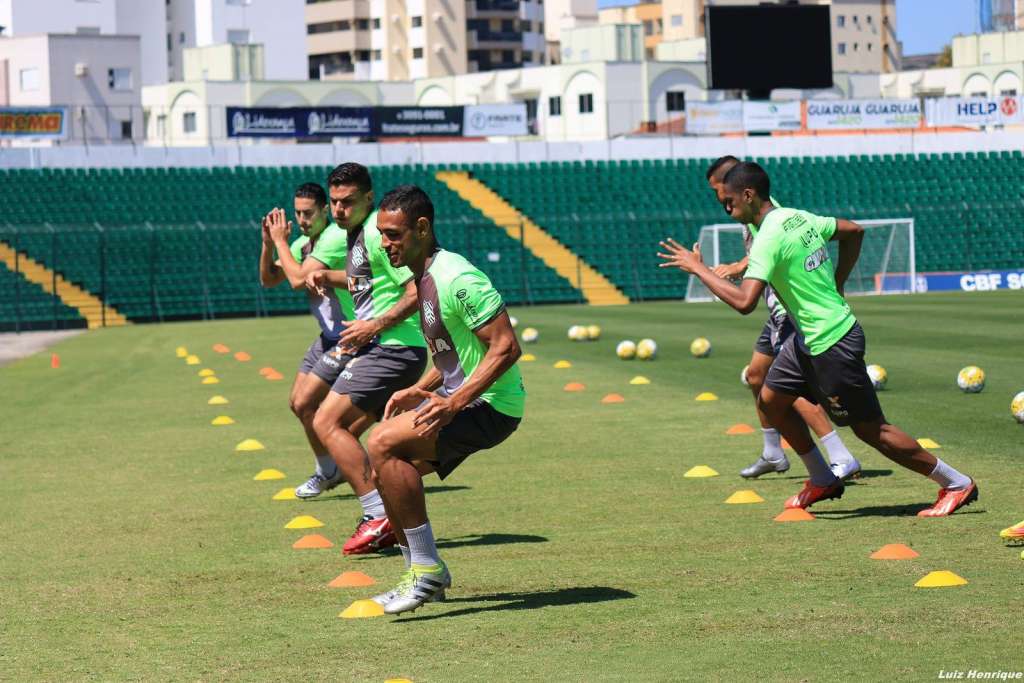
754 317 796 357
330 343 428 419
764 323 883 427
298 335 352 385
432 399 521 480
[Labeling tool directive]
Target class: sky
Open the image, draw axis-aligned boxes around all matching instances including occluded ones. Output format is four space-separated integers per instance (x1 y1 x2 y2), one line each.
595 0 979 56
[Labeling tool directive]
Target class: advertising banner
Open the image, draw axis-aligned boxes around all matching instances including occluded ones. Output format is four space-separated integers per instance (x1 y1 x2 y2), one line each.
227 107 373 138
742 101 801 132
0 107 68 139
305 107 373 136
924 96 1024 127
807 99 922 130
686 100 743 135
876 269 1024 293
374 106 463 137
463 103 528 136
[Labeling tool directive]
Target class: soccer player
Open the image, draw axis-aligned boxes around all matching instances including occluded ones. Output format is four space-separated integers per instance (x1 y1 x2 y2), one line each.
658 162 977 515
259 183 354 500
704 156 860 480
311 163 429 555
364 185 524 615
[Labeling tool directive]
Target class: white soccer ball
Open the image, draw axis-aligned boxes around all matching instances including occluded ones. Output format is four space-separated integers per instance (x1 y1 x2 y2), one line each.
616 340 637 360
521 327 539 344
741 364 750 386
1011 392 1024 424
586 324 602 341
690 337 711 358
509 315 518 328
957 366 985 393
636 338 658 361
567 325 587 341
866 364 887 391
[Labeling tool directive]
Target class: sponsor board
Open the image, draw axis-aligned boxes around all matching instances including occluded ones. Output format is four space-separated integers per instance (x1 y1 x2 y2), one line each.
876 269 1024 293
924 96 1024 127
807 98 922 130
0 107 68 139
463 103 528 136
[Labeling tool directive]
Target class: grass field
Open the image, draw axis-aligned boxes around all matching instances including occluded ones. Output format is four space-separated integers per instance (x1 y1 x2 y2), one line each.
3 291 1023 682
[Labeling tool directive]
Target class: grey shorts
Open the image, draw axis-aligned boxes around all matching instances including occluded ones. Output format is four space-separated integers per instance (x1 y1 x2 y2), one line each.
764 323 883 427
754 317 796 357
299 335 352 385
432 399 521 480
331 343 429 419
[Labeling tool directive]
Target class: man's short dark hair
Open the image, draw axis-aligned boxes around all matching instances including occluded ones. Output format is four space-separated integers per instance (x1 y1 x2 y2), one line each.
294 182 327 207
327 162 372 193
706 155 741 181
723 161 770 200
378 184 434 227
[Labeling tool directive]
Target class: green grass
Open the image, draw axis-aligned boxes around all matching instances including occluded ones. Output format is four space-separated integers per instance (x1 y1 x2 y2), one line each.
3 291 1023 681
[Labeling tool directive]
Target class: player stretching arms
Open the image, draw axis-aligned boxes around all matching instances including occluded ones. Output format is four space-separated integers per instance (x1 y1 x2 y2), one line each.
311 164 429 555
364 185 524 615
704 156 859 480
660 162 977 515
259 183 354 500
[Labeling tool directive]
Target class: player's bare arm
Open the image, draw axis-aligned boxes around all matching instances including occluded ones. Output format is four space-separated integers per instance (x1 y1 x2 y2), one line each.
412 311 521 438
713 255 749 279
267 207 327 290
658 237 765 314
305 268 348 296
831 219 864 294
338 279 419 348
259 213 287 288
383 367 444 420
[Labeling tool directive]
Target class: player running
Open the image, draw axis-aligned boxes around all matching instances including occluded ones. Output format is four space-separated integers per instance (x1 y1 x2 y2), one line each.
659 162 978 515
704 156 860 480
364 185 524 615
259 183 354 500
311 163 429 555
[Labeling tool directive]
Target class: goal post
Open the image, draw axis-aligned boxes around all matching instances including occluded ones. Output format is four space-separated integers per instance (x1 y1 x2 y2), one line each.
685 218 917 302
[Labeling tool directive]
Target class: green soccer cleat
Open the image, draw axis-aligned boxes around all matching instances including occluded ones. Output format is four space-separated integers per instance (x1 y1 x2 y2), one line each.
383 562 452 615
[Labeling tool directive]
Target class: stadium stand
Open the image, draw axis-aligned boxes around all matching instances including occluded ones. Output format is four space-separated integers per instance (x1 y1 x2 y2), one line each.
0 259 84 332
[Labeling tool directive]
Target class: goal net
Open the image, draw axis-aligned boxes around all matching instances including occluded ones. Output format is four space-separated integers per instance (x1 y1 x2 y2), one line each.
684 218 917 302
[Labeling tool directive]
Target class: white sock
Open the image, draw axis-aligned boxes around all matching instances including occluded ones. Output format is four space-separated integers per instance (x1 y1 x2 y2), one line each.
314 453 337 479
927 458 971 491
357 489 387 519
762 428 786 462
398 544 411 568
820 430 856 466
404 521 441 567
797 445 839 486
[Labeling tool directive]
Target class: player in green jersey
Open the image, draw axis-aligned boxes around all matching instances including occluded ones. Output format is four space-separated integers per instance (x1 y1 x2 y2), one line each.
659 162 977 516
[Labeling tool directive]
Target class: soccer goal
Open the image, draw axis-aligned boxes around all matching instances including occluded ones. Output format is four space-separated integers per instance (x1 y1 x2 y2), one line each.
684 218 917 302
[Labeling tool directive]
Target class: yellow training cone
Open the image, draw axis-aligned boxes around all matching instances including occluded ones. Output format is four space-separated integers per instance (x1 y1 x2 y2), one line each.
185 355 200 365
696 392 718 401
384 679 413 683
683 465 719 478
553 360 572 369
235 439 265 452
339 599 385 619
175 346 188 358
198 368 215 377
202 376 220 385
208 395 229 405
917 438 941 449
520 353 536 362
211 416 235 426
285 515 324 529
915 570 967 588
272 487 297 501
629 376 650 385
254 469 285 481
725 490 764 504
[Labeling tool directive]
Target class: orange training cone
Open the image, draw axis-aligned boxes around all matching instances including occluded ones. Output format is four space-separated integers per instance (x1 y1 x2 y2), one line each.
329 571 376 588
213 343 231 354
293 534 334 549
774 508 815 522
265 371 284 381
870 543 920 560
726 423 755 435
601 393 625 404
564 382 585 392
259 367 275 376
234 351 252 362
50 354 60 369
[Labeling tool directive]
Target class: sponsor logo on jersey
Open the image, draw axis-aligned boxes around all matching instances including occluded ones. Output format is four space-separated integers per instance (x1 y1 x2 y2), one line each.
454 287 479 320
427 337 453 355
351 246 365 267
804 246 830 272
826 395 849 418
422 300 436 326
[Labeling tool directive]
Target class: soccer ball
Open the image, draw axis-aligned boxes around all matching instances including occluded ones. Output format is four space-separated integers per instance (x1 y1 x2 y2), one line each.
586 324 602 341
957 366 985 393
740 365 750 386
521 327 539 344
690 337 711 358
567 325 587 341
616 340 637 360
866 364 887 390
509 315 518 328
1011 392 1024 423
636 338 658 361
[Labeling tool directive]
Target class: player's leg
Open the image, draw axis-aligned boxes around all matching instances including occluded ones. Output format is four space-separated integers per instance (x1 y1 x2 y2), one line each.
793 398 861 479
740 343 790 478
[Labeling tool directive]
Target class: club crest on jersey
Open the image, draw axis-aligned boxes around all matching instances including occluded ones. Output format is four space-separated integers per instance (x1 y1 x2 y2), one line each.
422 300 437 326
351 246 365 267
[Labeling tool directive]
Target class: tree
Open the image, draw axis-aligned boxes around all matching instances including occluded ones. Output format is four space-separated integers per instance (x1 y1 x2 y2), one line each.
936 44 952 67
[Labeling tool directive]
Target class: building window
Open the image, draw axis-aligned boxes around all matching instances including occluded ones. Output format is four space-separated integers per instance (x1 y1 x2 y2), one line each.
179 31 186 44
853 42 858 51
549 95 561 116
372 49 382 60
357 50 370 61
837 14 845 27
372 17 380 29
309 20 350 34
502 18 514 32
1001 88 1018 95
866 14 873 24
227 29 250 44
643 19 653 36
666 91 685 112
167 32 172 50
108 68 132 91
502 49 515 63
120 119 132 139
156 115 166 138
412 47 423 59
411 16 422 27
19 68 40 92
579 93 593 114
867 42 873 51
355 18 369 30
183 112 197 133
837 42 846 55
670 15 682 27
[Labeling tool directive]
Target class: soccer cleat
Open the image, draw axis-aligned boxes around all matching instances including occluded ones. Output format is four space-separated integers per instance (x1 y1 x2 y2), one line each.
383 562 452 615
294 469 345 499
917 480 979 517
342 515 398 555
999 519 1024 542
739 454 790 479
784 479 844 509
830 458 862 481
370 568 446 606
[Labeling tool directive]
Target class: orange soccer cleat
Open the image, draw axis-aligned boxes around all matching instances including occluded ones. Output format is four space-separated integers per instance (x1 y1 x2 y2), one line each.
917 481 979 517
998 519 1024 541
784 479 845 509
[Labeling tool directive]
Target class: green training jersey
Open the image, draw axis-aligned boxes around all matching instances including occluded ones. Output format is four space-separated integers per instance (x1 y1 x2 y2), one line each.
289 222 355 340
345 210 425 348
417 249 525 418
745 207 856 355
743 195 787 325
